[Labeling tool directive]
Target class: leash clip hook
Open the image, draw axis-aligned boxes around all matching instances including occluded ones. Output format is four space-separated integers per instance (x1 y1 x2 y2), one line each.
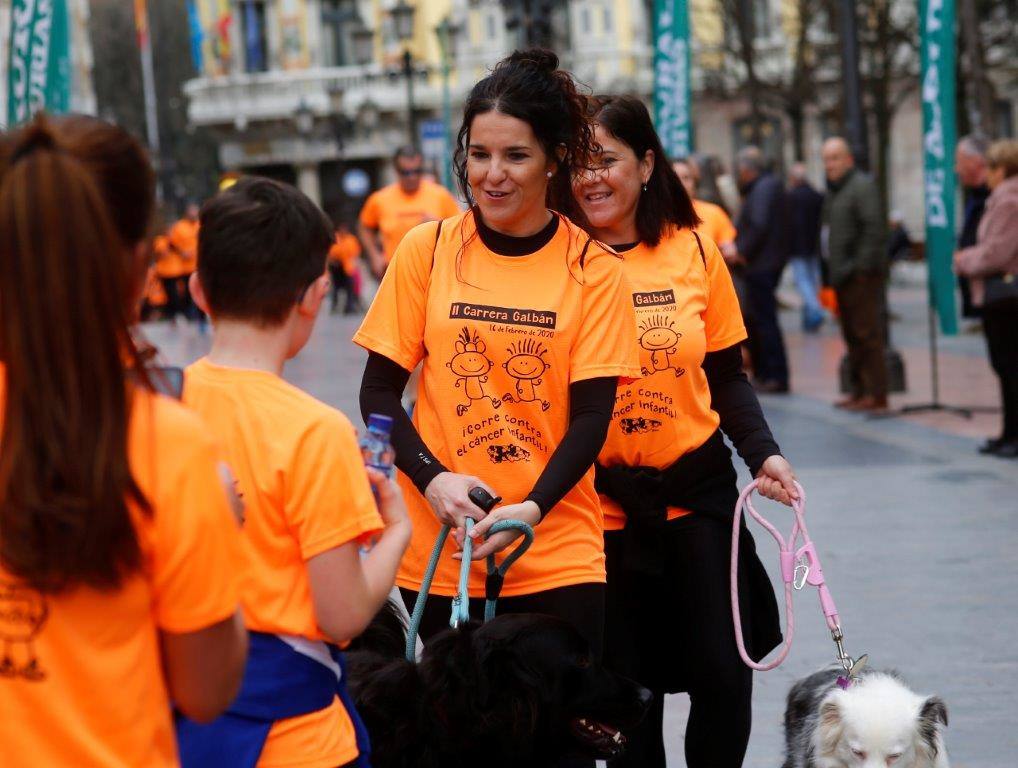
793 557 810 590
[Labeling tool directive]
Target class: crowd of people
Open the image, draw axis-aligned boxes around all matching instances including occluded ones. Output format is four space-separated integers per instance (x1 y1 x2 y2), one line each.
3 43 1015 768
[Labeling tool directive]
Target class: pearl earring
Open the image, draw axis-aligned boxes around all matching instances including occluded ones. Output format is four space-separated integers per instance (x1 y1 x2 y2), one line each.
547 171 553 178
642 184 648 192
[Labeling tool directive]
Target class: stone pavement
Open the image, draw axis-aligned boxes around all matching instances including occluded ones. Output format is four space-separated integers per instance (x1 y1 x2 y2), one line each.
142 275 1017 767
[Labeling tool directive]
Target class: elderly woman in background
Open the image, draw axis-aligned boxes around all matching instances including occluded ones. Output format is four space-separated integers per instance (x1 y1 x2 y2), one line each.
954 138 1018 459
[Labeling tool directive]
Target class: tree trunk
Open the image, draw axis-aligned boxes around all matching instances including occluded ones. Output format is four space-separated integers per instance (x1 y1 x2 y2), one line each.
959 0 997 138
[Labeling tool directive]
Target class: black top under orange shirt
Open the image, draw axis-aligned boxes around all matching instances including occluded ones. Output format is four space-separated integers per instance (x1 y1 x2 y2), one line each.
355 209 640 597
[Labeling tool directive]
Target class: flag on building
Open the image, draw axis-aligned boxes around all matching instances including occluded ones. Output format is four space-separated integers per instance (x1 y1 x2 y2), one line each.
920 0 958 335
6 0 72 126
653 0 692 158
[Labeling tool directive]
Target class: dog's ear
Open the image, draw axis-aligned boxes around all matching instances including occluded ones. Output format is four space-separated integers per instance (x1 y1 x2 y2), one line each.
917 696 948 759
816 698 844 755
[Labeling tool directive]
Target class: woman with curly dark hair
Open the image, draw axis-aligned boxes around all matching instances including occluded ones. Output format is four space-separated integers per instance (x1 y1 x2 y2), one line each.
356 50 639 663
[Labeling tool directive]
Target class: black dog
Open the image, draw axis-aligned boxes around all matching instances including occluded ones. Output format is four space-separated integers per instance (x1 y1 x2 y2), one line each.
346 605 651 768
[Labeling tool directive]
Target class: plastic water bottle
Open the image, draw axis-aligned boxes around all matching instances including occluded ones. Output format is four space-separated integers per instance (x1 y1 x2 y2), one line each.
360 413 395 479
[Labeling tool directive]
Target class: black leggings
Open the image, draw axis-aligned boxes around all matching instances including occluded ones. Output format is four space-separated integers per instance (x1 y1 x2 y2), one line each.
398 581 605 661
604 515 753 768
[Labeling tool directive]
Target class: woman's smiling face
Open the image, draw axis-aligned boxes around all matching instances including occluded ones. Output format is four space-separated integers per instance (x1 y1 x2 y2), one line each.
573 124 653 244
466 110 555 236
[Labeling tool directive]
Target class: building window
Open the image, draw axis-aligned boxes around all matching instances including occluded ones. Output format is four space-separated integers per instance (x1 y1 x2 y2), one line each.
321 0 359 67
580 6 592 35
486 11 497 40
603 3 612 34
753 0 772 40
239 0 268 72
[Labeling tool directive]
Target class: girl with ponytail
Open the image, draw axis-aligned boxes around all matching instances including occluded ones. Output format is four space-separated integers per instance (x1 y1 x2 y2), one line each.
0 115 246 768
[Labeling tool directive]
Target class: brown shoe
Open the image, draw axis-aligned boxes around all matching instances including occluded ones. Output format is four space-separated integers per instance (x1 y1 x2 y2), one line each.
855 396 889 413
834 397 864 410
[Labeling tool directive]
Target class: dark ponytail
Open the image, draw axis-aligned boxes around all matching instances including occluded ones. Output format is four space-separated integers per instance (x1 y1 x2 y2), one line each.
454 48 596 227
0 115 153 593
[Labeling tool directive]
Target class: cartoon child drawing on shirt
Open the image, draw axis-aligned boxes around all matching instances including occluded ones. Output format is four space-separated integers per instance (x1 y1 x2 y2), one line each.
0 581 48 681
447 327 501 416
637 315 684 377
502 339 551 411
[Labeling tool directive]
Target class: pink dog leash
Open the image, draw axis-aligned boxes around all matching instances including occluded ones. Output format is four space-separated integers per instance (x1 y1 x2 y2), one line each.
731 480 863 685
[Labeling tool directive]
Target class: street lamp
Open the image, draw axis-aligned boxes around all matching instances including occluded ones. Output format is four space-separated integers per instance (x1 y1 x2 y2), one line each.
390 1 418 148
294 98 315 135
435 17 461 189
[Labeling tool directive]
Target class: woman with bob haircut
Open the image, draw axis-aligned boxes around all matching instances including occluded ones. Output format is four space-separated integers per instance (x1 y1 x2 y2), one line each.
573 94 798 767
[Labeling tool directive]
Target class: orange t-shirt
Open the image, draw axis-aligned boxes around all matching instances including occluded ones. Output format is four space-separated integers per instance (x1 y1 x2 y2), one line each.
358 179 461 264
0 386 242 768
329 232 362 276
153 233 187 280
182 358 383 768
598 228 747 530
694 199 737 248
354 211 641 597
168 219 200 276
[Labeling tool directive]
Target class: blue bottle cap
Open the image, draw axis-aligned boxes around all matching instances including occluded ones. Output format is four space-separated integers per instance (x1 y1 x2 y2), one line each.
367 413 394 434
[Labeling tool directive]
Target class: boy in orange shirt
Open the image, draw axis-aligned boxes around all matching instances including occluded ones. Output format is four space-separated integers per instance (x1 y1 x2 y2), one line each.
177 177 411 768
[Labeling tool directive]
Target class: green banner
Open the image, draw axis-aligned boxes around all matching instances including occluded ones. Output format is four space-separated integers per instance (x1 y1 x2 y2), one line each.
920 0 958 335
6 0 72 127
653 0 692 158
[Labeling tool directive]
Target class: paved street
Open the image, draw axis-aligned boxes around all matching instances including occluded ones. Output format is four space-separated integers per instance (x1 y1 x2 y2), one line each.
143 273 1018 768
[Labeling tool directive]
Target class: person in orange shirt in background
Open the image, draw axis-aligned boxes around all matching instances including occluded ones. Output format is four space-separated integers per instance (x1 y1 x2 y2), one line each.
574 96 797 768
358 146 461 279
327 221 363 315
0 115 247 768
168 202 202 320
672 156 741 266
178 177 411 768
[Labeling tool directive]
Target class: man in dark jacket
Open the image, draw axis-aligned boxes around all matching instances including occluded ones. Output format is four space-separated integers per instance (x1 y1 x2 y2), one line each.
821 137 888 412
735 146 790 393
786 163 826 332
955 134 991 319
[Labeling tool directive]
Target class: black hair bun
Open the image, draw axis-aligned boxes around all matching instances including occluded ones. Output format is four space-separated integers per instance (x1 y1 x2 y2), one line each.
505 48 559 74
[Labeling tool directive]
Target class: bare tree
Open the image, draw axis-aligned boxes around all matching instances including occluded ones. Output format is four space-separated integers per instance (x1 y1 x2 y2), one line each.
702 0 838 160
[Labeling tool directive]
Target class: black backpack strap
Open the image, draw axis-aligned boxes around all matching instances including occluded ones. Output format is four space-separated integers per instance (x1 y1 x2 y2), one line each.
579 236 594 270
691 230 707 269
430 219 443 271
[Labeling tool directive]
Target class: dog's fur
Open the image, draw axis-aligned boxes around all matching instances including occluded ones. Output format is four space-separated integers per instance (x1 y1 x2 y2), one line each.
346 604 651 768
782 666 949 768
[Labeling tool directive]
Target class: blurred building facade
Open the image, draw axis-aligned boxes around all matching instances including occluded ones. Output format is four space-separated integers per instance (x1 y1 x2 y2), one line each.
182 0 1018 232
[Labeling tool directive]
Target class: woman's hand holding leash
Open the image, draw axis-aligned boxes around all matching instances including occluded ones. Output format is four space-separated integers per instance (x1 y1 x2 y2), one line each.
756 455 799 506
424 472 497 531
456 500 541 561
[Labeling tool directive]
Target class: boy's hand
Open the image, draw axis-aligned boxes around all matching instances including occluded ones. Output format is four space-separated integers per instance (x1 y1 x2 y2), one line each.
366 468 410 530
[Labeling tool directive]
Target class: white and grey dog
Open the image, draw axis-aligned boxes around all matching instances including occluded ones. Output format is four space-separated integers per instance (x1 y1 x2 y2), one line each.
782 666 949 768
